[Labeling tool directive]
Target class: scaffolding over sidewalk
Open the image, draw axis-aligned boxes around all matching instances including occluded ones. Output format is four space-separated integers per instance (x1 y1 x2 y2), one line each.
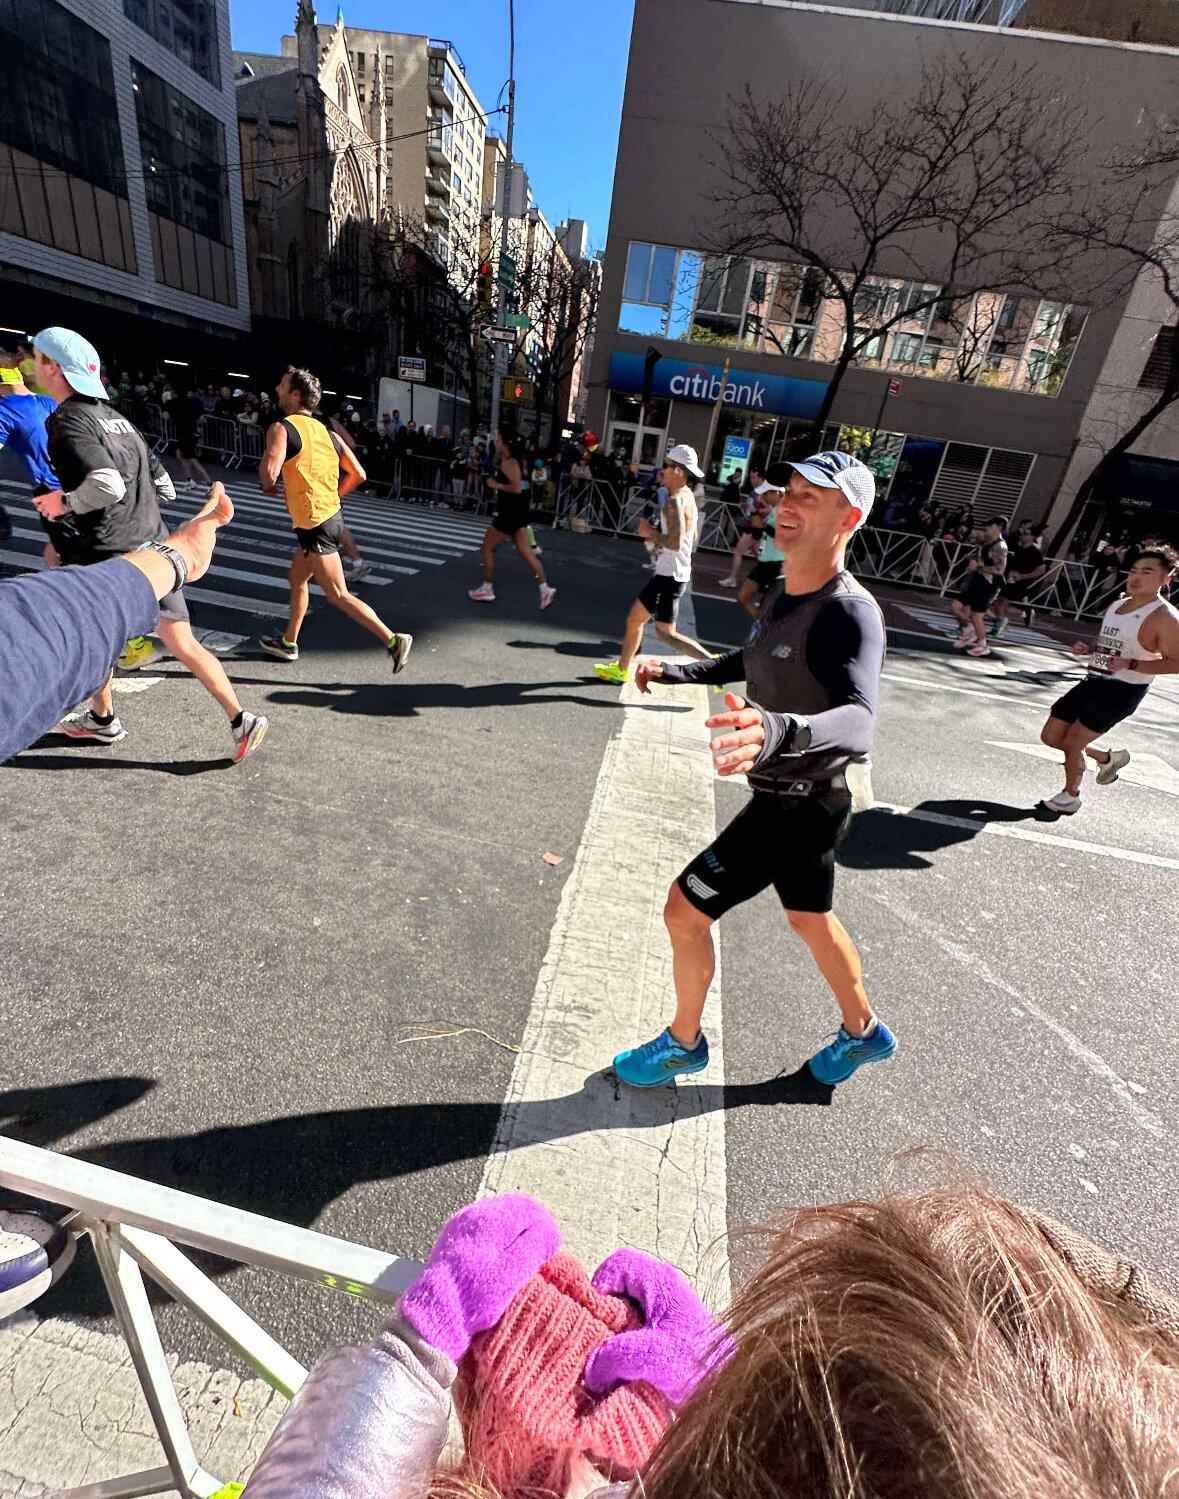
0 1138 420 1499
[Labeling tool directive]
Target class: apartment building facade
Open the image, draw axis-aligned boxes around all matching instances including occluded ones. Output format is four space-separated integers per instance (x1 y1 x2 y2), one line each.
1 0 250 358
588 0 1179 538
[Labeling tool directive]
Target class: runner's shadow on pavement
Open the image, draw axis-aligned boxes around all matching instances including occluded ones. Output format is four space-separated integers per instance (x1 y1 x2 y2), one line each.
3 1068 828 1318
261 680 618 715
4 750 234 776
505 639 620 658
838 799 1040 871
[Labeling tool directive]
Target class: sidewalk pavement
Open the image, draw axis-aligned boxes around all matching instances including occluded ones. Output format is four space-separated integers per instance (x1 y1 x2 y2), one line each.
0 1310 285 1497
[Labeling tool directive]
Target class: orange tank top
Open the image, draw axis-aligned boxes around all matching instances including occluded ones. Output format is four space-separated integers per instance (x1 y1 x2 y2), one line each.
281 412 340 530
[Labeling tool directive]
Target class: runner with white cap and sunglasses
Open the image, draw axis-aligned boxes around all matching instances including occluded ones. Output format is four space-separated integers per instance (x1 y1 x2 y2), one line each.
594 443 713 684
613 450 898 1090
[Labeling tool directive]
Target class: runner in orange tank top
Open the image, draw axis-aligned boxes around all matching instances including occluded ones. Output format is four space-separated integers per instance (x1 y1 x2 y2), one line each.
257 366 412 672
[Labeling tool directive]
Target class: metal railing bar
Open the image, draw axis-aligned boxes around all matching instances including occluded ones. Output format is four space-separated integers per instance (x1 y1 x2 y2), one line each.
119 1223 309 1400
0 1137 420 1300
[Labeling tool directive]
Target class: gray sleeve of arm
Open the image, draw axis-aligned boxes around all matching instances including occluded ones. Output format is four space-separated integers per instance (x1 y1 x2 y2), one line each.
660 648 744 686
65 467 127 515
241 1310 454 1498
794 599 884 759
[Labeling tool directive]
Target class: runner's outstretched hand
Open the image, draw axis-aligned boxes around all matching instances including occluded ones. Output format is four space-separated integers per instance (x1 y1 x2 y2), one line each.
705 692 765 776
635 659 665 694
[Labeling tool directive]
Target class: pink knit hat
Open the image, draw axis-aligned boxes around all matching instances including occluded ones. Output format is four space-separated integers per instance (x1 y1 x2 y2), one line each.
454 1251 672 1497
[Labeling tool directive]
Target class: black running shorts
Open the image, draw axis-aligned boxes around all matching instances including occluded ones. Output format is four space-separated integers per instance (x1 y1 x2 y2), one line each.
959 571 1001 612
677 789 853 918
294 510 346 556
1050 676 1149 735
490 506 529 537
748 560 782 594
638 574 686 625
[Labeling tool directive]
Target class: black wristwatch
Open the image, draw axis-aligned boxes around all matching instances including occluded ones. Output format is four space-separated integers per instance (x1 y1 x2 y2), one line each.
147 541 189 592
789 717 813 754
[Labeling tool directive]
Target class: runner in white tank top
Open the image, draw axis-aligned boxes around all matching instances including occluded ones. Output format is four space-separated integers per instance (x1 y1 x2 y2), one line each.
593 444 714 685
1037 546 1179 815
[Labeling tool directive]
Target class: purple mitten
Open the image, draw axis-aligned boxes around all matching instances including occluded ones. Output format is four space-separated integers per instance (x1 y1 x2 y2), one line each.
397 1195 561 1363
582 1247 735 1405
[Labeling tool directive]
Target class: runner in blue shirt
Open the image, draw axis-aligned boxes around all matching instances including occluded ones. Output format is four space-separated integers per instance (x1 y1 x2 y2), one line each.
0 355 58 548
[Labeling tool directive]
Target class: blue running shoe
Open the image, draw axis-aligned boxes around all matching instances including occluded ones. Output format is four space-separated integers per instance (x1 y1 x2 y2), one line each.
808 1019 897 1085
613 1028 709 1088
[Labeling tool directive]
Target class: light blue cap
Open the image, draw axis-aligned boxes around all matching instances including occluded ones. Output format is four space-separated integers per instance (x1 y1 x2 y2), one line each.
32 327 107 400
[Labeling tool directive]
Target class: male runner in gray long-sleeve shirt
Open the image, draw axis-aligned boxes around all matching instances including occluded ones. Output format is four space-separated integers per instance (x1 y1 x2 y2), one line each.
612 453 899 1090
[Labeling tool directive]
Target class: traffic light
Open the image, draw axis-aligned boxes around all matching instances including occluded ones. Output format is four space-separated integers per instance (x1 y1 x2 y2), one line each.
477 261 492 303
501 376 534 405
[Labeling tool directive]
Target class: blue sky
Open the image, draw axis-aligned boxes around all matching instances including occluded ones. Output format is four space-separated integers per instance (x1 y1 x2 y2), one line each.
228 0 634 248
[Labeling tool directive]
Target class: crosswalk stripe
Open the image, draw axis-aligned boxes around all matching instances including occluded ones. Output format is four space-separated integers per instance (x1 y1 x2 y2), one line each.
897 598 1059 649
0 483 489 618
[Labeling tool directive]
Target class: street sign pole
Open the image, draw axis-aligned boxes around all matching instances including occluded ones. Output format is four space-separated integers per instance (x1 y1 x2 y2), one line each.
488 0 515 441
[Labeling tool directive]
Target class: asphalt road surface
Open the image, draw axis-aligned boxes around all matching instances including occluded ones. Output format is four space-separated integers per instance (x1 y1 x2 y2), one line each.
2 474 1177 1378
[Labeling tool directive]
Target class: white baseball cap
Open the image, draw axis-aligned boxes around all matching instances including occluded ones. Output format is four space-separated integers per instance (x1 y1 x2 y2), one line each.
32 326 106 400
788 450 875 528
663 443 703 479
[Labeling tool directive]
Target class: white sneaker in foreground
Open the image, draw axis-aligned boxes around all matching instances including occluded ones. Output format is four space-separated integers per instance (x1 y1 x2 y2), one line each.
1096 748 1130 785
1039 790 1082 815
468 583 495 602
539 583 557 610
233 712 269 762
58 711 127 744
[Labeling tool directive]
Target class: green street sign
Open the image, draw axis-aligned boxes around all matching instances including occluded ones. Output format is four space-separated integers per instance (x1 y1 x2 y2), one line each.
497 253 517 290
505 312 531 329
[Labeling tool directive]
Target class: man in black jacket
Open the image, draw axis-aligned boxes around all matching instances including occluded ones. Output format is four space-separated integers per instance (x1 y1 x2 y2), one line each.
29 327 267 760
612 451 898 1091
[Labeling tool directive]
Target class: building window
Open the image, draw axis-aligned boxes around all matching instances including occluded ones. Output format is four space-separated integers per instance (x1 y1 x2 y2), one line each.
0 0 138 272
356 50 365 76
358 85 365 103
132 62 230 244
1139 326 1178 389
123 0 218 85
1 0 126 198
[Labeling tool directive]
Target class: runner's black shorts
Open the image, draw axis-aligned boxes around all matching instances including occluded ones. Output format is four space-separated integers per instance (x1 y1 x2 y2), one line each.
294 510 346 556
677 789 853 917
1050 676 1149 735
959 571 1002 612
747 560 782 594
490 506 530 537
638 574 686 625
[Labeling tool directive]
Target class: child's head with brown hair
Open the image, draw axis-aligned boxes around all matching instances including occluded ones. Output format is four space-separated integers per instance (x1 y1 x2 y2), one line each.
635 1182 1179 1499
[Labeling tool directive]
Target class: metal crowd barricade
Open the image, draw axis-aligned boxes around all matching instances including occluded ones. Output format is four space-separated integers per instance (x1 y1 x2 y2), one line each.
237 422 266 467
0 1135 419 1499
196 416 243 470
391 453 452 504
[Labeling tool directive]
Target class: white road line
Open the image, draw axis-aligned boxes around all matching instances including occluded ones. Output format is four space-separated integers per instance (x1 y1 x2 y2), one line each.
874 800 1179 871
986 740 1179 797
879 669 1179 737
157 510 449 568
479 670 729 1304
869 891 1166 1138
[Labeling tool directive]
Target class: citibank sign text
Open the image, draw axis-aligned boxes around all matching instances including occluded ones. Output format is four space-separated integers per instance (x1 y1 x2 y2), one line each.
669 367 768 407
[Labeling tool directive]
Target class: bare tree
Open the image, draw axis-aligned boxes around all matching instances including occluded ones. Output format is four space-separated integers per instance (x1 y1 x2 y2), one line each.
1045 120 1179 552
511 242 600 442
709 54 1090 442
366 216 494 426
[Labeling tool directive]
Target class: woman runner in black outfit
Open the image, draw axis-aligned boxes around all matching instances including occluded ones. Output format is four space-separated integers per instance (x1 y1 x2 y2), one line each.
468 432 556 609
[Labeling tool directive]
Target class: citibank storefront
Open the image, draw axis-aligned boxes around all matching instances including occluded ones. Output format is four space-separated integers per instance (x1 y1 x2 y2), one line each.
603 351 829 478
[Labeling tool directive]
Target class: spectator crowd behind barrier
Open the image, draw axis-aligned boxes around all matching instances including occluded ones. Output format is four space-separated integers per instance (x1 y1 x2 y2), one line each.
551 478 1177 622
